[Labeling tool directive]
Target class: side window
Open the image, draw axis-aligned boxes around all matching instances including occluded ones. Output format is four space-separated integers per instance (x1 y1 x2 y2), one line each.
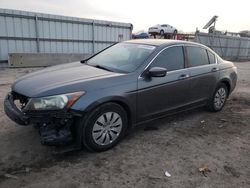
207 50 216 64
186 46 209 67
152 46 185 71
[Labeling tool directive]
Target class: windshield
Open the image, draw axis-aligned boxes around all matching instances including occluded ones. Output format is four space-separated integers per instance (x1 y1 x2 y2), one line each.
86 43 156 73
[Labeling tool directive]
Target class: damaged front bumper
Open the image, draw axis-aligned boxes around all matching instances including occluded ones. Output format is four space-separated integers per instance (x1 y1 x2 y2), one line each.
4 92 82 146
4 92 29 125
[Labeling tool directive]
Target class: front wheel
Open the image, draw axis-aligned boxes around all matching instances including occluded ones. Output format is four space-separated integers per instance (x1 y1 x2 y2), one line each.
207 83 228 112
79 103 128 151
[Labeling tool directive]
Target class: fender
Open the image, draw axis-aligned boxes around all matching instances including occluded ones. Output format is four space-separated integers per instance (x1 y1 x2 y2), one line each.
81 96 136 126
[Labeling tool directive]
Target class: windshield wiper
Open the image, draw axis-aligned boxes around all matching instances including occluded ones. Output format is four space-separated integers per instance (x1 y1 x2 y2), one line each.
93 65 114 72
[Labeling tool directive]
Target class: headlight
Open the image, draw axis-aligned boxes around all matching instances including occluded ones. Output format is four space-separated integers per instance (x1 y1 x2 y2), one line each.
25 91 85 111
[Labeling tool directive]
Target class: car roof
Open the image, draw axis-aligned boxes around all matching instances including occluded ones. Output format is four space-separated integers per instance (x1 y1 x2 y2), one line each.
124 39 203 47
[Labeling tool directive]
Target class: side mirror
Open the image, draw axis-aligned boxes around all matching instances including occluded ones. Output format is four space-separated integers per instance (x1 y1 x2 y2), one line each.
148 67 167 77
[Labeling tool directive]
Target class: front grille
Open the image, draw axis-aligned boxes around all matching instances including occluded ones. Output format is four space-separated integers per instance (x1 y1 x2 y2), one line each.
12 91 29 110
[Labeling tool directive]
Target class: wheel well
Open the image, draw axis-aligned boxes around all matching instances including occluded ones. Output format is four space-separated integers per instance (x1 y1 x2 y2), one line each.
111 100 132 130
221 80 231 93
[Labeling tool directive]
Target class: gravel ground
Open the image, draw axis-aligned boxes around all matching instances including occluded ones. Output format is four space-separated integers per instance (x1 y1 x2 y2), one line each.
0 62 249 188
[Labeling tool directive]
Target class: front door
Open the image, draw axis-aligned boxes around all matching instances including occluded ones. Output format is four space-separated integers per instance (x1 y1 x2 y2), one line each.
137 46 191 122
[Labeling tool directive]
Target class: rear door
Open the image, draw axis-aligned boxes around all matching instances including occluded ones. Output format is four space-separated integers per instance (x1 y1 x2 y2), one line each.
137 46 191 122
185 46 219 103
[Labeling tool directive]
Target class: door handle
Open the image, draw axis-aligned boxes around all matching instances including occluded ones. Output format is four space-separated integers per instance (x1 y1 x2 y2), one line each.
178 74 189 79
211 67 219 72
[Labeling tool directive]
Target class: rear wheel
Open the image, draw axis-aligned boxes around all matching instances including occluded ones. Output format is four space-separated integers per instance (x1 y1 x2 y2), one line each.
79 103 128 151
207 83 228 112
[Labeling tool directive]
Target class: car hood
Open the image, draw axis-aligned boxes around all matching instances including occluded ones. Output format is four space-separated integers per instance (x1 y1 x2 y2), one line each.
12 62 123 97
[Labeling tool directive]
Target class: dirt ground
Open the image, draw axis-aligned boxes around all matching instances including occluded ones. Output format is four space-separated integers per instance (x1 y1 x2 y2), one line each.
0 62 249 188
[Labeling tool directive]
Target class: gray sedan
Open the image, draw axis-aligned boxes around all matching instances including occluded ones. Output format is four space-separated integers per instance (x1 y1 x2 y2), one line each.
4 39 237 151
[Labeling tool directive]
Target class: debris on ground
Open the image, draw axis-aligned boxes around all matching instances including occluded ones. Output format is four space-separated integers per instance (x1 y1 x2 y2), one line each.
6 167 31 176
25 167 31 173
198 165 211 177
4 173 19 180
218 124 224 128
200 120 206 129
220 119 227 123
164 170 171 177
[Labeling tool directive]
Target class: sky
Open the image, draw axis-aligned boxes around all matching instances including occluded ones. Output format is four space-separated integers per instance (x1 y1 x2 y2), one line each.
0 0 250 33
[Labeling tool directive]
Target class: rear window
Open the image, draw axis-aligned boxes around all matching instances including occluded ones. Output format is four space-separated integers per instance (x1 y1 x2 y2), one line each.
186 46 209 67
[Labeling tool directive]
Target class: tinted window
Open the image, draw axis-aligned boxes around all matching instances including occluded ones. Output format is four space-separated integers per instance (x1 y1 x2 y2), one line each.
207 50 216 64
152 46 185 71
186 46 209 67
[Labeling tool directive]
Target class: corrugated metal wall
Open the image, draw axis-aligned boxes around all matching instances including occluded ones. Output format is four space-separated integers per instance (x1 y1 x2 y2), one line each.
194 33 250 61
0 8 132 62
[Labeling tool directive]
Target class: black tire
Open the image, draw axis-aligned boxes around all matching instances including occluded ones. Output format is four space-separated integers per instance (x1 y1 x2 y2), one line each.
160 30 164 36
207 83 228 112
78 103 128 152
